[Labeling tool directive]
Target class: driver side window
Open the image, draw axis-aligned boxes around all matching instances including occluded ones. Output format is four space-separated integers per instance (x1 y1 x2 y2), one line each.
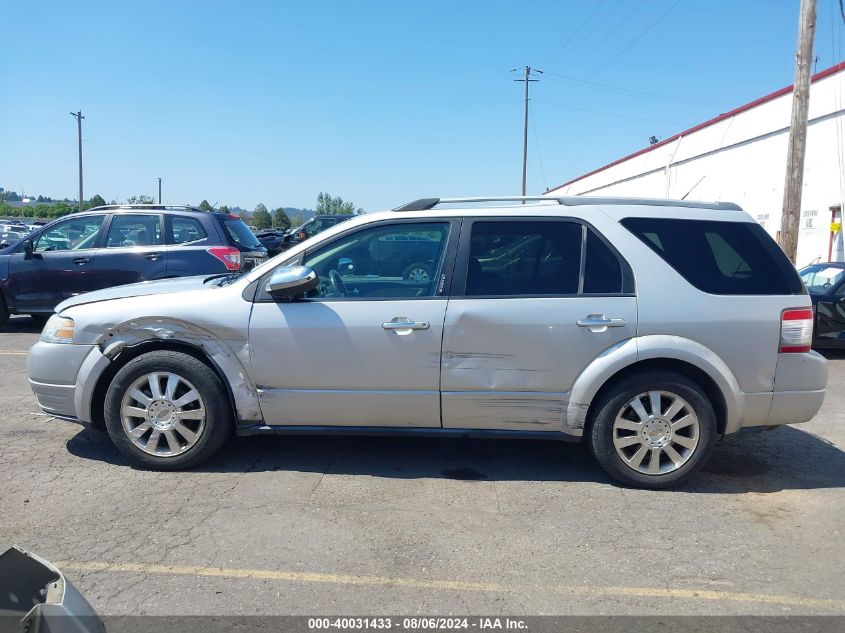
303 222 450 299
33 215 105 253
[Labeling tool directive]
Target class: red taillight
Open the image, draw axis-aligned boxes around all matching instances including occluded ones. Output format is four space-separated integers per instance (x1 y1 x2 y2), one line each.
779 308 814 353
207 246 242 271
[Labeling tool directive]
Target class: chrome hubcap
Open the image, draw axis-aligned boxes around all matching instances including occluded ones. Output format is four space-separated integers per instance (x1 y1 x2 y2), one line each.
120 372 206 457
612 390 700 475
408 268 429 281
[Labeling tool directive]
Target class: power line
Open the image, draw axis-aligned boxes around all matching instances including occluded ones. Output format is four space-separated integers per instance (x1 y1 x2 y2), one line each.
546 0 609 63
589 0 648 52
533 98 686 126
590 0 682 77
542 70 729 108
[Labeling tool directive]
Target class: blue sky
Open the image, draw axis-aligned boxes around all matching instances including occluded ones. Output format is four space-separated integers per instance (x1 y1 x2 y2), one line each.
2 0 844 211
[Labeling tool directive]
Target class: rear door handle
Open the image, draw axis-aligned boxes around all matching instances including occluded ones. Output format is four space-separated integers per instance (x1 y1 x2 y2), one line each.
382 317 430 335
72 257 91 265
576 314 626 332
145 252 161 261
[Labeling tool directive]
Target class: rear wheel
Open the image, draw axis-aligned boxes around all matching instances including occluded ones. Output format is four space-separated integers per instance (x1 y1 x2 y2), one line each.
0 296 8 327
104 350 232 470
588 371 716 489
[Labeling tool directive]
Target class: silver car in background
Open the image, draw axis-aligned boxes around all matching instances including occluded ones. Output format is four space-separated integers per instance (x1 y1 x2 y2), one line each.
27 196 828 488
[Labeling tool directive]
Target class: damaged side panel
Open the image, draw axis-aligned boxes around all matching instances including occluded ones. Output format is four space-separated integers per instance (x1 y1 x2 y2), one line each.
76 309 263 425
440 297 637 432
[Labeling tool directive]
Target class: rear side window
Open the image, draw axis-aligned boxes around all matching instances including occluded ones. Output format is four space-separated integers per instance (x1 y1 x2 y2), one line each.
621 218 804 295
170 217 208 244
221 217 261 248
584 229 624 294
467 221 582 296
106 214 162 247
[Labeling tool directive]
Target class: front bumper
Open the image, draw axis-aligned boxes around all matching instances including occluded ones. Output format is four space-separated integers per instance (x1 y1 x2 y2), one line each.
27 342 102 422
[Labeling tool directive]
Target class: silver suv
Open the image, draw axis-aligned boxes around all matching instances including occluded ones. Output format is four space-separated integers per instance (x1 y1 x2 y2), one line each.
27 196 828 488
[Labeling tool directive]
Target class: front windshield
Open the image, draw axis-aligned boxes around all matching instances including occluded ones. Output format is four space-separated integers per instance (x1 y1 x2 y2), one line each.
800 265 845 293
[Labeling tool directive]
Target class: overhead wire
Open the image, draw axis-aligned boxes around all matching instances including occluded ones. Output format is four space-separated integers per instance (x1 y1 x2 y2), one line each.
546 0 609 63
590 0 682 77
532 98 687 126
541 70 729 108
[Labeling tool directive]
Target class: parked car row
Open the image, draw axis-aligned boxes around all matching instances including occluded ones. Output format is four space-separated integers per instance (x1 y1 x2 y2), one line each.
0 220 46 248
255 214 355 256
0 205 266 324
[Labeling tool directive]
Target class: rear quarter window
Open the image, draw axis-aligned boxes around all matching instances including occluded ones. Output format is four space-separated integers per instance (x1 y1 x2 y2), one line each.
621 218 804 295
221 217 261 248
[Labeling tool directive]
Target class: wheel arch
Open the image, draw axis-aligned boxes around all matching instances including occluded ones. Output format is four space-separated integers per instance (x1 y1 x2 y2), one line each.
85 319 261 430
89 340 237 430
566 335 742 437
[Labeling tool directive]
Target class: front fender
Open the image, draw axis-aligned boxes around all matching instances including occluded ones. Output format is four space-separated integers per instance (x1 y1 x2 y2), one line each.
564 335 744 435
76 317 261 424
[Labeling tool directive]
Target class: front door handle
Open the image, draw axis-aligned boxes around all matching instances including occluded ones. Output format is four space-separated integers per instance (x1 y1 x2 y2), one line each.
576 314 626 332
382 317 430 335
72 257 91 265
145 252 161 261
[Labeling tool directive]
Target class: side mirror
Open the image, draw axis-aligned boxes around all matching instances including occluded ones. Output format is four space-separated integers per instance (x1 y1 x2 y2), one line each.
265 265 319 300
23 240 34 259
0 241 9 249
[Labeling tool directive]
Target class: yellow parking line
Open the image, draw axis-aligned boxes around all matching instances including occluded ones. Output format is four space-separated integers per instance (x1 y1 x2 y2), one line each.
56 560 845 611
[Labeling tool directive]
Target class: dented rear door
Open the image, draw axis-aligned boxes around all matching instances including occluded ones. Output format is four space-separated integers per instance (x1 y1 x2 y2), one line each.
440 217 637 432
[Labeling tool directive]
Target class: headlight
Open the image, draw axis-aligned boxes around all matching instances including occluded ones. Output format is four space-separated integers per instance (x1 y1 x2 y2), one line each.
40 315 75 344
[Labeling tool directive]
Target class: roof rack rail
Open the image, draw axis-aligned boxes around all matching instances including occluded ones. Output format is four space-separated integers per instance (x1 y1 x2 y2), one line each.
86 204 210 213
393 196 742 212
393 196 558 211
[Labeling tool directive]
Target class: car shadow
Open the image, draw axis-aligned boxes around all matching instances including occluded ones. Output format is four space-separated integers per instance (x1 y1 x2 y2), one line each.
0 315 45 334
65 424 845 494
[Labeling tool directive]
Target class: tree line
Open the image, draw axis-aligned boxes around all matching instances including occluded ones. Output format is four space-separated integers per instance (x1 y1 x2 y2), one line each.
0 190 364 227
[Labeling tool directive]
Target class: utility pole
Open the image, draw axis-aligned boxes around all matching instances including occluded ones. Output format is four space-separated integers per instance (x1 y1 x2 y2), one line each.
158 177 162 204
779 0 817 263
513 66 541 197
70 111 85 213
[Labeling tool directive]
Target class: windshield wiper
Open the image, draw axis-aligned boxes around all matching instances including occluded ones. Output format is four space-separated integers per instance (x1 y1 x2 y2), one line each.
204 272 245 286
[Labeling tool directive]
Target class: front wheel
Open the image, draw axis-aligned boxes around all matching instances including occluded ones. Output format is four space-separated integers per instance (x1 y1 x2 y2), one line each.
104 350 232 470
588 371 716 489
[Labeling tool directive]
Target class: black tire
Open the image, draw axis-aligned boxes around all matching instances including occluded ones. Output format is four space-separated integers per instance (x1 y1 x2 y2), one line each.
402 261 433 282
103 350 232 470
0 295 9 327
588 371 717 489
29 313 50 325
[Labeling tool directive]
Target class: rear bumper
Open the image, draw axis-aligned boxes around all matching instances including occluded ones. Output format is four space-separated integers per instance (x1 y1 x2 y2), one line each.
768 389 826 426
765 350 828 427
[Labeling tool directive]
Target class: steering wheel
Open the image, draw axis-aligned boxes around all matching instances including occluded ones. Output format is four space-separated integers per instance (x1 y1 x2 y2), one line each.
328 269 348 297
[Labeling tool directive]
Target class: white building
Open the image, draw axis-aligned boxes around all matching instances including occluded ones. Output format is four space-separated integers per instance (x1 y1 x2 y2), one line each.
546 61 845 267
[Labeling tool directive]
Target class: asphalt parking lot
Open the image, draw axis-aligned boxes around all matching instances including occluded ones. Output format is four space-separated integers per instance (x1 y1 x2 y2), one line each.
1 314 844 616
